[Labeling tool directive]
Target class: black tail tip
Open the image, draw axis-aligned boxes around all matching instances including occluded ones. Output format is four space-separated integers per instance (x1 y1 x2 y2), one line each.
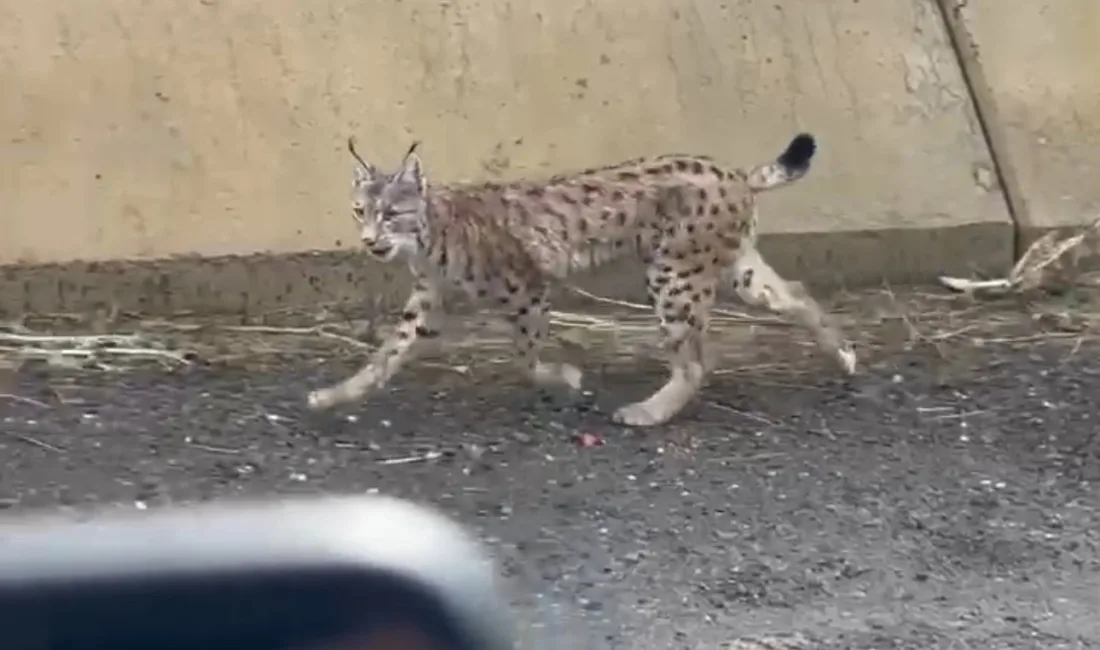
777 133 816 171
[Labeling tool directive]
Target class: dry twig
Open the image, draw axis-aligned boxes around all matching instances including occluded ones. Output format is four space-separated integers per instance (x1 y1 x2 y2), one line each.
377 450 444 465
10 347 192 365
2 431 65 453
0 332 143 347
0 393 51 408
564 285 786 324
0 325 195 370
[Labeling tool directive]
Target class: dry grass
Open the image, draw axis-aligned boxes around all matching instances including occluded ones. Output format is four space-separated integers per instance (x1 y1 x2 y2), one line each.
2 281 1099 377
4 219 1100 394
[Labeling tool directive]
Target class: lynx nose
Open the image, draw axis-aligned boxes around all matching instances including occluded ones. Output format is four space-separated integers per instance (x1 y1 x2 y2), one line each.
357 219 378 247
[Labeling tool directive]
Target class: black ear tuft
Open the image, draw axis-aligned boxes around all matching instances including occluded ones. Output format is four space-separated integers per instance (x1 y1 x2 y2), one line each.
348 135 373 173
777 133 816 172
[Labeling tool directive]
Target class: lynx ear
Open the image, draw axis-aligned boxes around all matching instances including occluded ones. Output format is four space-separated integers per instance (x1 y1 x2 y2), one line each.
399 141 426 194
353 164 373 184
348 136 376 181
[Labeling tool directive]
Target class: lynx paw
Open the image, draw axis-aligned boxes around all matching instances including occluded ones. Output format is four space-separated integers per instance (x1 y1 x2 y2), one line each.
560 363 584 391
533 362 584 392
307 388 340 411
613 401 669 427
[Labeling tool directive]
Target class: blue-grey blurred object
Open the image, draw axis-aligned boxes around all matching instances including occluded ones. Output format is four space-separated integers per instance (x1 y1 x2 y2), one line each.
0 495 517 650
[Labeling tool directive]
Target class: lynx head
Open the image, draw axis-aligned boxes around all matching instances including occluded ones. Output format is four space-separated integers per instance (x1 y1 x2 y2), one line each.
347 137 429 262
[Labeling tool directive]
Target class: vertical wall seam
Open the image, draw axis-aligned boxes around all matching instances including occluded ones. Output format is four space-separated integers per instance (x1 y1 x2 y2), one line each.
933 0 1025 263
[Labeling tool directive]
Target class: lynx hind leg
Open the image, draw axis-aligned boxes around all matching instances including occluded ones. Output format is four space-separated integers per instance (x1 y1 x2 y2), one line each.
613 265 717 427
307 276 444 410
509 287 583 392
729 248 857 375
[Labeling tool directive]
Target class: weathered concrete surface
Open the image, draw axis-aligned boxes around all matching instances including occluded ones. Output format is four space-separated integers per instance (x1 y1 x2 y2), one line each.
0 0 1011 315
940 0 1100 249
0 225 1005 319
0 252 406 319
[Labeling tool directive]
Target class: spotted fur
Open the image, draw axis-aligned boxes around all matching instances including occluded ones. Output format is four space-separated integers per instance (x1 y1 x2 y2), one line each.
308 134 856 426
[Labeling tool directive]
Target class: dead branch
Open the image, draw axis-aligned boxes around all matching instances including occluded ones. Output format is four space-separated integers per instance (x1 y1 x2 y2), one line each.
565 284 785 324
9 347 192 365
0 332 144 347
0 393 51 408
939 216 1100 296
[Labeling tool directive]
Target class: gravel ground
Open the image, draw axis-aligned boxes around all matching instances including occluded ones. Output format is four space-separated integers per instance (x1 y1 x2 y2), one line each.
2 296 1100 650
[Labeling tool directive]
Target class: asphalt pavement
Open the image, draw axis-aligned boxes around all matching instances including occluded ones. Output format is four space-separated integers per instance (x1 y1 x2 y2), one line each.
2 303 1100 650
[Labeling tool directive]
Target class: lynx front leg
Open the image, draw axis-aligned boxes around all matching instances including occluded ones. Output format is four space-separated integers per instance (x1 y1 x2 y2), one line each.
729 247 857 374
307 275 444 410
613 267 716 427
509 289 583 391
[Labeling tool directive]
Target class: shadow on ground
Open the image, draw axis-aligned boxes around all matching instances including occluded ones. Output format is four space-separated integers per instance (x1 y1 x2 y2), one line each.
2 297 1100 650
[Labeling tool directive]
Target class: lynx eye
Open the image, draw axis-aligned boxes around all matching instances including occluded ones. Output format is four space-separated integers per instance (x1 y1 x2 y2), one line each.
381 207 400 220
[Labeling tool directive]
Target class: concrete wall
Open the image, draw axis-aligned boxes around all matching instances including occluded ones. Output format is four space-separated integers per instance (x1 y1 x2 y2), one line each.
0 0 1095 315
939 0 1100 250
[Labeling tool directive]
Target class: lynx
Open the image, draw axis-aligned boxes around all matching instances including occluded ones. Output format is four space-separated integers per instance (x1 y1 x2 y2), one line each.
307 134 856 426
